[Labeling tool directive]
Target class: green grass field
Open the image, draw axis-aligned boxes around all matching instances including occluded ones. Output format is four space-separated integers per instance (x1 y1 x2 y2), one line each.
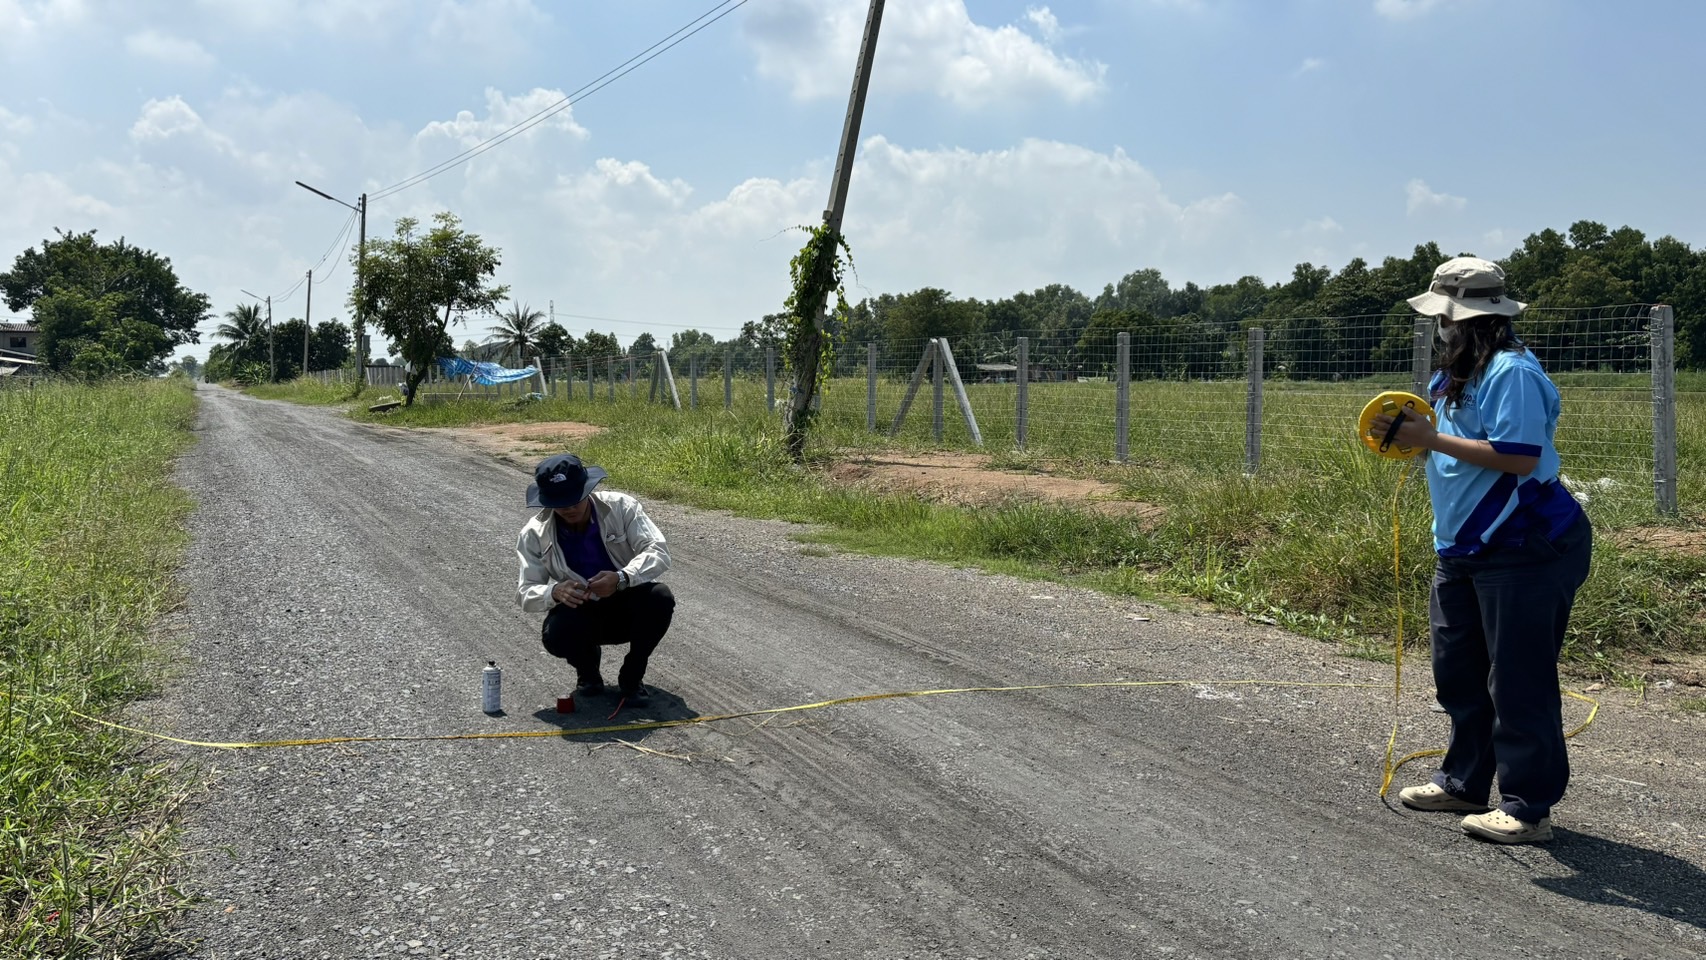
1 377 197 958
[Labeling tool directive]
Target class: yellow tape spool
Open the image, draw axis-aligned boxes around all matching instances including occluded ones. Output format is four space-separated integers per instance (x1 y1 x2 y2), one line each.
1357 390 1435 460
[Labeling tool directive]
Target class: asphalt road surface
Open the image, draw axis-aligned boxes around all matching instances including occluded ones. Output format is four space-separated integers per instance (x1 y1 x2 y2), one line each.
149 385 1706 960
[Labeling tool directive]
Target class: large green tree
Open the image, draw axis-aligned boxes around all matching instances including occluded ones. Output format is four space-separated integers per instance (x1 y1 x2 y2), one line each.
353 213 508 405
1 229 210 375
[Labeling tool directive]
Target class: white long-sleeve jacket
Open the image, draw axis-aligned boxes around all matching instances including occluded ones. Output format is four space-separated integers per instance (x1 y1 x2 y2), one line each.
514 490 671 613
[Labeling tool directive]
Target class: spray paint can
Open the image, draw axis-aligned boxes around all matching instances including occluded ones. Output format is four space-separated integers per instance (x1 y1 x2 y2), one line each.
482 661 502 714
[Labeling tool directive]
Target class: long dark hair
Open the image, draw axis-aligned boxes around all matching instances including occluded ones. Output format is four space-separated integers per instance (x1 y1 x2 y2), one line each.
1437 313 1522 408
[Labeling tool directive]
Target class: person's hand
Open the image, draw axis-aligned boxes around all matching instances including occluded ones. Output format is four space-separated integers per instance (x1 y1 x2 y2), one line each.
586 570 621 599
1370 411 1437 451
552 580 590 608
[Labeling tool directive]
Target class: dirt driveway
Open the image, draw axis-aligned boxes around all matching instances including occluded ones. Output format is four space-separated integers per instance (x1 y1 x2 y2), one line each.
153 390 1706 959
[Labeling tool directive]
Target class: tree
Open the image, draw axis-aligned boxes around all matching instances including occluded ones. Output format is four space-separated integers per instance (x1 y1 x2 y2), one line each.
534 322 572 361
627 332 658 358
1 229 210 375
353 213 508 406
489 301 547 365
309 319 353 372
578 330 621 362
176 356 200 380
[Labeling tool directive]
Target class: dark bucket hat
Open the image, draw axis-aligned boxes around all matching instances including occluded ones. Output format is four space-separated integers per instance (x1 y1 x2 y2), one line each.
526 453 608 509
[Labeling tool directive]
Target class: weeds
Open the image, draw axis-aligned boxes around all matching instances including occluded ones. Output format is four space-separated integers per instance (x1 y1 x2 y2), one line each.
1 377 197 958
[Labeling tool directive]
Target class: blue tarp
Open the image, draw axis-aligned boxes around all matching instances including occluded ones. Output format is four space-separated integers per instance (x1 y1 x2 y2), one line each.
436 357 539 385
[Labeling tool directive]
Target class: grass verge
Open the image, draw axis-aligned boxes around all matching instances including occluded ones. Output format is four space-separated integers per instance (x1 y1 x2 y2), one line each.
1 376 198 959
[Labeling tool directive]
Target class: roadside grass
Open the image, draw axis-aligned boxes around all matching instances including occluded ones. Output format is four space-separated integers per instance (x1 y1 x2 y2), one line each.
1 376 197 958
261 374 1706 672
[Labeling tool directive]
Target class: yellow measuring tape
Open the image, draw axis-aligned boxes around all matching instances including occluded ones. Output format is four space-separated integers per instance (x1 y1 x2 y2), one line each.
1365 392 1599 796
41 678 1380 750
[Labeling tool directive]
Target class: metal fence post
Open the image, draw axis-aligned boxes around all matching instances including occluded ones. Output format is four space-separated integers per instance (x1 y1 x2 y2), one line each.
1412 316 1434 399
932 338 944 441
606 358 615 401
766 347 776 411
725 348 733 410
866 342 877 431
1651 305 1678 516
564 355 574 399
690 355 698 409
627 356 636 398
1245 327 1265 475
1115 331 1131 462
1016 336 1029 451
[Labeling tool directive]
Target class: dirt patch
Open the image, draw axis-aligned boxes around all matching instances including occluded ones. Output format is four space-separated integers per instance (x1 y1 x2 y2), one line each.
1615 524 1706 556
826 451 1164 525
436 420 604 462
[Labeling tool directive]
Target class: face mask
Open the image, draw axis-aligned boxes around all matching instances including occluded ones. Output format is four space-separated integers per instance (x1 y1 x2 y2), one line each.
1436 317 1461 346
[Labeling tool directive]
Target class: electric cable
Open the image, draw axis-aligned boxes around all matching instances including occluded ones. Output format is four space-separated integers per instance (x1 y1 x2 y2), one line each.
370 0 749 201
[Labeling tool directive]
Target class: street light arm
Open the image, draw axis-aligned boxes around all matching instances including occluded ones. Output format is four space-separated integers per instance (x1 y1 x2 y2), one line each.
295 180 360 213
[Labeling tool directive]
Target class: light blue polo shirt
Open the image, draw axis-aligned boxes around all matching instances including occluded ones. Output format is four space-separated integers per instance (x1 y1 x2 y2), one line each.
1424 347 1584 557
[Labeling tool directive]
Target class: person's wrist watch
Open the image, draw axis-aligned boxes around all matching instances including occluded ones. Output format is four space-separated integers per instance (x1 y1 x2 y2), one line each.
617 570 630 590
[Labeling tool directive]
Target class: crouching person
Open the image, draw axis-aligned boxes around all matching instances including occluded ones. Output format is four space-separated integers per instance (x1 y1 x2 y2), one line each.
515 453 674 709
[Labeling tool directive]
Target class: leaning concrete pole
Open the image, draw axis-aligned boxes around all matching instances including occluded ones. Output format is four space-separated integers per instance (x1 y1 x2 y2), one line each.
783 0 884 462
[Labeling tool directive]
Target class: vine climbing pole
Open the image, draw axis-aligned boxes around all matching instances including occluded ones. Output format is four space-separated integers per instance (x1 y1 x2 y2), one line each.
783 0 885 463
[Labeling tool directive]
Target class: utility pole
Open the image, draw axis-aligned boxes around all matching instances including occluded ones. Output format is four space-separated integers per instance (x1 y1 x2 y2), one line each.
356 192 368 384
294 180 368 387
265 295 274 382
784 0 884 460
303 269 313 376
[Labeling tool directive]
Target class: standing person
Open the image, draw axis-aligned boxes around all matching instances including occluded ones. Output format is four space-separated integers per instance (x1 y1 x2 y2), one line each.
515 453 674 709
1371 256 1592 844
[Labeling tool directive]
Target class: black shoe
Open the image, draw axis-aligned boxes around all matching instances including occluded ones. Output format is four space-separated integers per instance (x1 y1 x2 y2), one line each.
617 684 650 708
575 676 606 697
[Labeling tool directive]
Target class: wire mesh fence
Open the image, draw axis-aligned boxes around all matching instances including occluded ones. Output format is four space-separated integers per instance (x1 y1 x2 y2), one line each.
369 304 1685 514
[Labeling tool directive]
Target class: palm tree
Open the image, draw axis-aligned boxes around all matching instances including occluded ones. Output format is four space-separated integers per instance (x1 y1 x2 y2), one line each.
488 302 546 366
216 303 267 359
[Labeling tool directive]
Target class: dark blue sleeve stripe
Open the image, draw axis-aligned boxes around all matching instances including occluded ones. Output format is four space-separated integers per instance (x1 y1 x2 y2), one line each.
1489 440 1542 457
1449 472 1520 549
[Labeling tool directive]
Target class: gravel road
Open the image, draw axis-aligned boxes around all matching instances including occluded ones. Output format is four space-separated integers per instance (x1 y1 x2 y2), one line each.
150 384 1706 960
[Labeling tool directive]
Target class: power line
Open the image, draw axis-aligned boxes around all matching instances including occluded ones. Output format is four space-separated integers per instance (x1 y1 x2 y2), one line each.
261 210 359 306
369 0 749 201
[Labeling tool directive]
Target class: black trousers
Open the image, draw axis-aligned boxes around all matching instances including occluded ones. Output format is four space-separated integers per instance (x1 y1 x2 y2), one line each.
1429 516 1592 823
540 583 675 691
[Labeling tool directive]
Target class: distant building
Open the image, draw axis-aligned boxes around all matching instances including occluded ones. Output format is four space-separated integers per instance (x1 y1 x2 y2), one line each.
1 321 36 359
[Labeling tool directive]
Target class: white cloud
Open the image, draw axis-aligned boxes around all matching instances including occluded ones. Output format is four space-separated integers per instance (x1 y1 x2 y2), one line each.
1294 57 1324 76
0 106 32 136
744 0 1106 107
1374 0 1452 20
1025 6 1061 42
1405 178 1466 215
417 88 588 148
125 28 216 68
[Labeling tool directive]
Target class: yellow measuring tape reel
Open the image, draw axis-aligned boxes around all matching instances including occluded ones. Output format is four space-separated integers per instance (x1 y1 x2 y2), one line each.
1357 390 1435 460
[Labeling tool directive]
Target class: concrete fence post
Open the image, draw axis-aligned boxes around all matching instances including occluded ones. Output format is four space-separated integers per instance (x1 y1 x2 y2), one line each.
1245 327 1265 475
1016 337 1030 451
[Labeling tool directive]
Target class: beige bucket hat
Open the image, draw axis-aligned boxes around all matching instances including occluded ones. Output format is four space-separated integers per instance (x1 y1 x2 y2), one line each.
1407 256 1526 321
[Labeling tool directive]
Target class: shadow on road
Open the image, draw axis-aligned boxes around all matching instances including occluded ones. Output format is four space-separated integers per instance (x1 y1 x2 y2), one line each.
527 684 700 744
1535 829 1706 935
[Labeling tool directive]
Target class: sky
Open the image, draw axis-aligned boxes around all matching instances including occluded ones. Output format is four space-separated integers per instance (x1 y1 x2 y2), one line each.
2 0 1703 362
